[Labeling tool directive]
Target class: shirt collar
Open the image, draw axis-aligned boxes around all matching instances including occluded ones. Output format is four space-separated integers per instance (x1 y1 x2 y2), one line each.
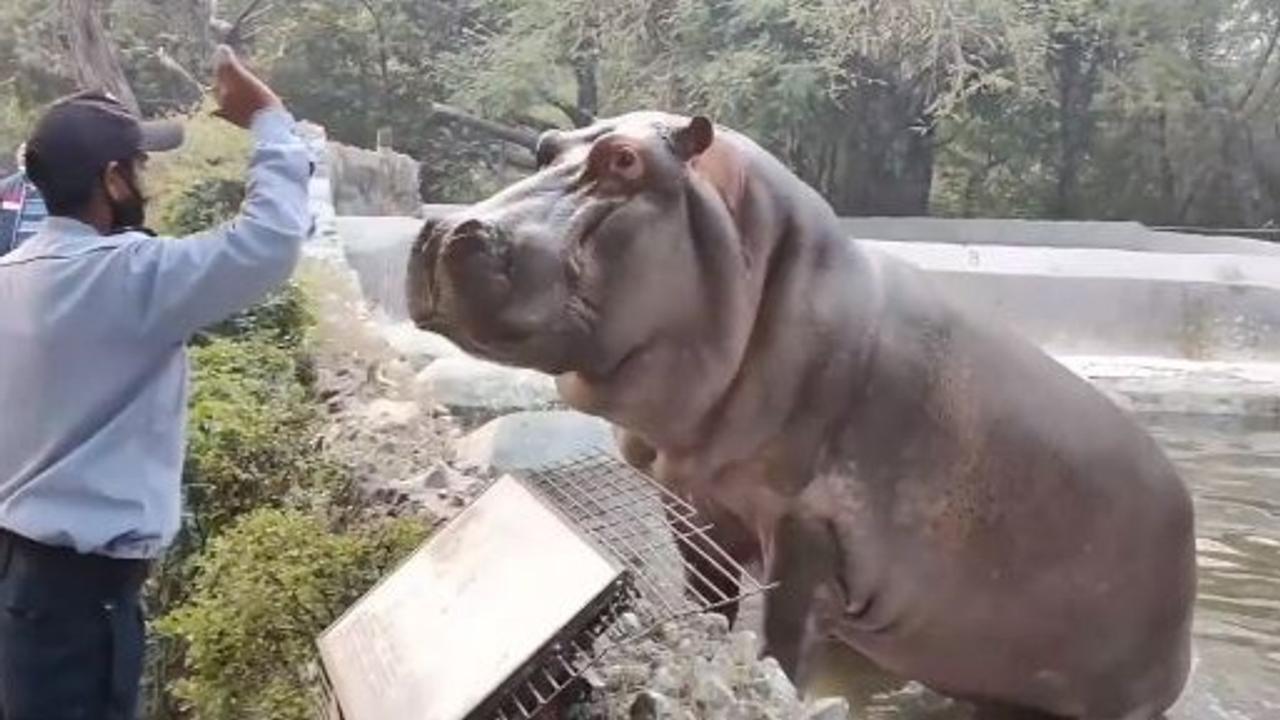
41 215 103 238
7 215 133 261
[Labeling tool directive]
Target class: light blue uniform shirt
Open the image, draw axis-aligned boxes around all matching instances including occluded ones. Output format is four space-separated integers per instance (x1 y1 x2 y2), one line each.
0 108 312 559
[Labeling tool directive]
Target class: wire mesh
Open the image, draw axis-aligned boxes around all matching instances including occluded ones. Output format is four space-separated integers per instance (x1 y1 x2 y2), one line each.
481 451 772 719
519 452 771 623
318 451 772 720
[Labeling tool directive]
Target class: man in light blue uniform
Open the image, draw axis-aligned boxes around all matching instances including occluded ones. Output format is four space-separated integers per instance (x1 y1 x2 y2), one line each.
0 46 311 720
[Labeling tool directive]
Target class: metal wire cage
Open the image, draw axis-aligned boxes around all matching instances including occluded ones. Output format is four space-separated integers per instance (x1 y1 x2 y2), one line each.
486 451 772 719
314 450 771 720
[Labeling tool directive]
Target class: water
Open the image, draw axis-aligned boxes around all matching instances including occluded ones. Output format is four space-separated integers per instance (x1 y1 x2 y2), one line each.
1152 413 1280 720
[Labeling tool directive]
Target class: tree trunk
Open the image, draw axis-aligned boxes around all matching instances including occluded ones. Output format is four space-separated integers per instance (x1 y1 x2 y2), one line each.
827 87 934 216
1048 30 1102 219
571 40 599 128
59 0 139 115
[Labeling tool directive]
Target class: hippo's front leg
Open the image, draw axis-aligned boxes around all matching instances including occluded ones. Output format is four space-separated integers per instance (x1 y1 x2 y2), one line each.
613 428 747 623
668 504 748 625
761 512 835 685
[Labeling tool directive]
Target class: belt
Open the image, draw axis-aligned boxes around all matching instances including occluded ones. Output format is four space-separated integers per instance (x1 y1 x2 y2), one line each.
0 527 150 601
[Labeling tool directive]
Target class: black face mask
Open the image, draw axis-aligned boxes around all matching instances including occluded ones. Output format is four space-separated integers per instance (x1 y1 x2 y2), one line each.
107 166 146 234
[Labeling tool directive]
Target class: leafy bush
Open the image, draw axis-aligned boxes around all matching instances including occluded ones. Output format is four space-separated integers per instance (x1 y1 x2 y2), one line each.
161 176 246 236
196 279 316 350
147 105 250 238
184 336 346 543
156 509 428 720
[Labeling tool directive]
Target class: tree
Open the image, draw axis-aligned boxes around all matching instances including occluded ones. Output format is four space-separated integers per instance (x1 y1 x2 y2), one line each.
58 0 140 113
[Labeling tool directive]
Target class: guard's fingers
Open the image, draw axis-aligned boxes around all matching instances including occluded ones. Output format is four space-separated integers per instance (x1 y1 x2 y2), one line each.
212 44 237 71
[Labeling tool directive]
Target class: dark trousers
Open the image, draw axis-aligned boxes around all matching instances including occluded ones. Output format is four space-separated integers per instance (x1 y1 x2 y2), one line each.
0 529 148 720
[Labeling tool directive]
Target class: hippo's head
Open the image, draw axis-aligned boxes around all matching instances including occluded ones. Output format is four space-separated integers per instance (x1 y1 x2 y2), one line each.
408 112 779 439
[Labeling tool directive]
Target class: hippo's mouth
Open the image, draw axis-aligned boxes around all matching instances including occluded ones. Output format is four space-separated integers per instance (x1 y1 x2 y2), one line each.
410 196 628 372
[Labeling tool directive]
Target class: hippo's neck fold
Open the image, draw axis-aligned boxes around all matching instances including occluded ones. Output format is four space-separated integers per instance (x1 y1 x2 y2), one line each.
677 223 886 483
613 218 883 495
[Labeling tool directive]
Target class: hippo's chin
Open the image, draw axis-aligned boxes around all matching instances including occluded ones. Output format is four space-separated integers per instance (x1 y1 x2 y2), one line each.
419 318 580 376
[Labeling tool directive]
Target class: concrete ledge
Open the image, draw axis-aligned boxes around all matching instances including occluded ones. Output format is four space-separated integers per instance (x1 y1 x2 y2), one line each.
840 217 1280 256
426 206 1280 256
864 241 1280 361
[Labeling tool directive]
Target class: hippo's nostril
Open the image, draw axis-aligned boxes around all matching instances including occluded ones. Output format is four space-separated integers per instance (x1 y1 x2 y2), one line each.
447 219 511 265
453 218 488 240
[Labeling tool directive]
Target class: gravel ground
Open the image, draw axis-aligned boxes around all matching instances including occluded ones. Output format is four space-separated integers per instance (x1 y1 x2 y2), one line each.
571 612 849 720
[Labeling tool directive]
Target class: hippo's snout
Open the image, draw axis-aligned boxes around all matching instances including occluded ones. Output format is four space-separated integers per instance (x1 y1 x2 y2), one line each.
408 216 515 332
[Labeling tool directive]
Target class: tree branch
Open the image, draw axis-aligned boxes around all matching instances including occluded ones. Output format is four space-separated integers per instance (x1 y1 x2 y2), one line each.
1238 15 1280 113
154 46 207 97
429 102 539 150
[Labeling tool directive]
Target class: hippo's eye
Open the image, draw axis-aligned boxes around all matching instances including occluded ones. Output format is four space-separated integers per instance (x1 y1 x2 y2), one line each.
535 131 562 169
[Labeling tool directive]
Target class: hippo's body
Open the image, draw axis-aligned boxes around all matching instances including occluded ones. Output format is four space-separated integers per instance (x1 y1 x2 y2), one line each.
406 112 1197 720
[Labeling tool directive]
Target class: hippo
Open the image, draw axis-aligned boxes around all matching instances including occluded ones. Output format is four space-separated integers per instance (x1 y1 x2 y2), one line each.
405 112 1197 720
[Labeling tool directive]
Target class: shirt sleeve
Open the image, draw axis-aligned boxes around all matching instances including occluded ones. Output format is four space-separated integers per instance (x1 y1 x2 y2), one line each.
125 108 314 344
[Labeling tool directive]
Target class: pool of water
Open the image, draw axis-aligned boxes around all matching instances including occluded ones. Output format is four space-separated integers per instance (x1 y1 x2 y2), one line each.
1152 413 1280 720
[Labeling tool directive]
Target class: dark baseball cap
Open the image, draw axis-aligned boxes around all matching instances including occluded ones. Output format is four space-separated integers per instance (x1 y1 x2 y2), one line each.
25 90 184 177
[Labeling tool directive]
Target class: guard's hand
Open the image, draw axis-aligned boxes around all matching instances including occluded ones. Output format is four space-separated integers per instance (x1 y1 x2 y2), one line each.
211 44 282 129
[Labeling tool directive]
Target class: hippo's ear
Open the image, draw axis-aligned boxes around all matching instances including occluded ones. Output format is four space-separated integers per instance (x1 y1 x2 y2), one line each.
672 116 715 161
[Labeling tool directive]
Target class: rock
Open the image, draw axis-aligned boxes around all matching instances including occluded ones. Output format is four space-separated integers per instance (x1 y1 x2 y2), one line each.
630 691 688 720
413 356 558 411
729 631 759 666
614 664 652 688
360 399 420 428
454 410 617 473
698 613 731 638
753 657 797 705
381 321 465 363
802 697 850 720
649 664 684 696
692 675 736 710
618 612 644 636
419 461 472 491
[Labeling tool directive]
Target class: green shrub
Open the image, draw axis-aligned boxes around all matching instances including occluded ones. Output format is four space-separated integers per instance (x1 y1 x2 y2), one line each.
161 175 246 236
146 282 344 719
156 508 429 720
196 280 316 351
148 105 250 238
184 336 347 542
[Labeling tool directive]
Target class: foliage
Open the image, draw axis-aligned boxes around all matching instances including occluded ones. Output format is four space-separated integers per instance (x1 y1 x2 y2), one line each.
184 335 347 543
6 0 1279 224
156 508 428 720
147 104 251 236
143 280 364 719
199 280 316 348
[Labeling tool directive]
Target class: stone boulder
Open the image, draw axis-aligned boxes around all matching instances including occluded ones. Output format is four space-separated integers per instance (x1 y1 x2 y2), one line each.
381 322 465 367
454 411 616 473
414 357 559 413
